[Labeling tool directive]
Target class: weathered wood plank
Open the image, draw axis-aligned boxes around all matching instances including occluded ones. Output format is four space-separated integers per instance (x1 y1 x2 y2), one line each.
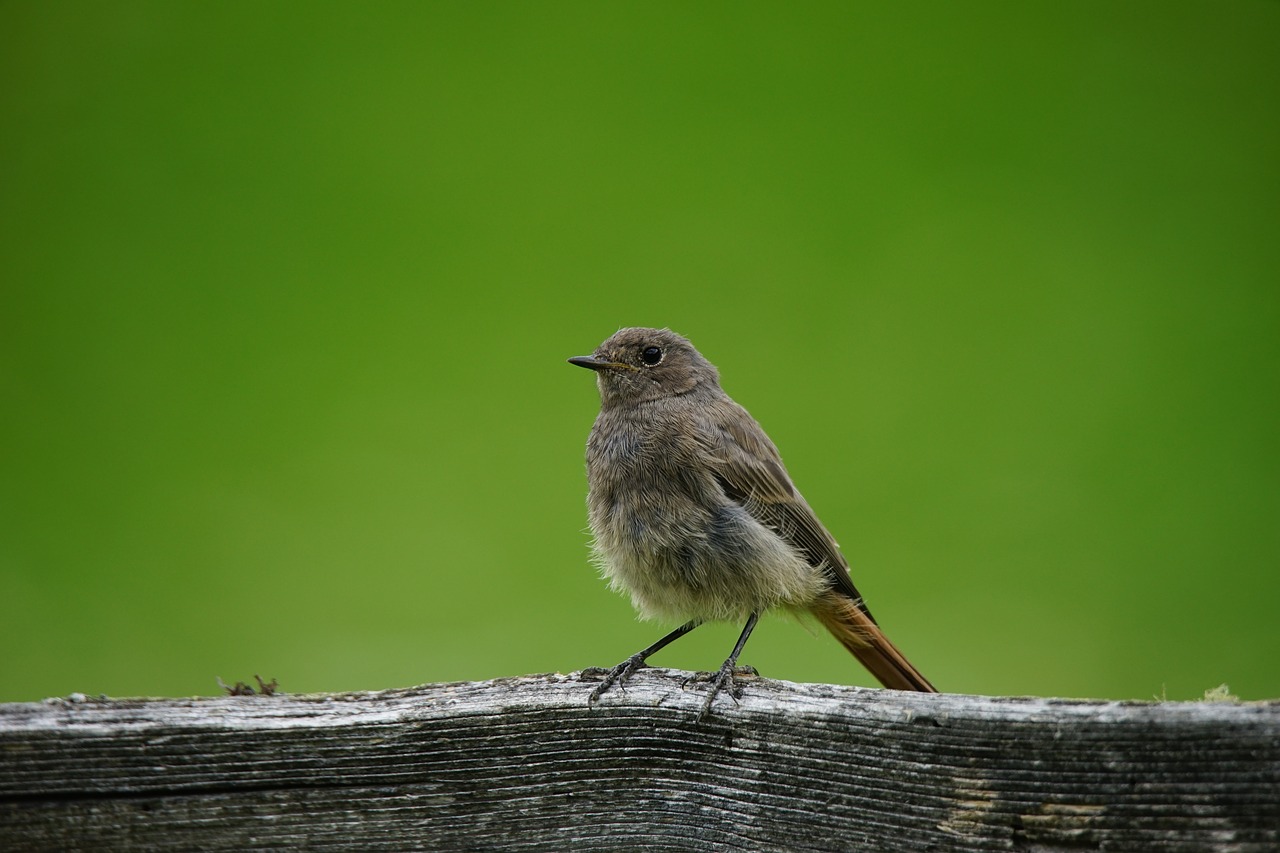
1 670 1276 851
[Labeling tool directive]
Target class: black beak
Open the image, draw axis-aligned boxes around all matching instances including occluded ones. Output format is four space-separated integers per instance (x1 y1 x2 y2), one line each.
568 355 632 372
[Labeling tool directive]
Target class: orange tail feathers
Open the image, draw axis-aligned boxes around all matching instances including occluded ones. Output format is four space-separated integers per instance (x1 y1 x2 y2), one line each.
812 592 937 693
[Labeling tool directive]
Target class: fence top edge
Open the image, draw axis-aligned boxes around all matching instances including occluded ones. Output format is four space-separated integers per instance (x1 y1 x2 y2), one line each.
2 669 1276 735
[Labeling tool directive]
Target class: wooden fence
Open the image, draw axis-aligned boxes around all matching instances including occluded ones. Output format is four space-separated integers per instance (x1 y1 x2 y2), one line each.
2 669 1276 851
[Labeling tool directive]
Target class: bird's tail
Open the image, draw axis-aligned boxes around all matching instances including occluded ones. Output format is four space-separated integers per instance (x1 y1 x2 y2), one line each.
812 592 937 692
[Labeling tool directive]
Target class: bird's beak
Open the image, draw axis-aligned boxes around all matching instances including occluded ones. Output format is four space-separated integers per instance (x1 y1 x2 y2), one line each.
568 356 635 372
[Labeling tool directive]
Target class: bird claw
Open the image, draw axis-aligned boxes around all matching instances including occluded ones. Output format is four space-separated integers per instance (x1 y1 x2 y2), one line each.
690 662 759 721
583 654 649 706
682 663 758 689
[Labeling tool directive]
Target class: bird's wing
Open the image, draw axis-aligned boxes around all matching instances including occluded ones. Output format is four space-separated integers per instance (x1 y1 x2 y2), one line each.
705 400 875 621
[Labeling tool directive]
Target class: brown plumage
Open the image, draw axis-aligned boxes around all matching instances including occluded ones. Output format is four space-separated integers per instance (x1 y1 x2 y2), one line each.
812 593 935 692
570 327 936 716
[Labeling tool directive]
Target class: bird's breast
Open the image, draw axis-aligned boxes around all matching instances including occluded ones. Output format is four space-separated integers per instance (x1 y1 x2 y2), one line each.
581 409 824 622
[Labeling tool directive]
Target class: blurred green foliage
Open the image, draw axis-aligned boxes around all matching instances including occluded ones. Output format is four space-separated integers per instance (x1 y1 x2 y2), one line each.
2 3 1277 703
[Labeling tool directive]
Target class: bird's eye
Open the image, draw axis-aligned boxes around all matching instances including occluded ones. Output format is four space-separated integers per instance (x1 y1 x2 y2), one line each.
640 346 663 366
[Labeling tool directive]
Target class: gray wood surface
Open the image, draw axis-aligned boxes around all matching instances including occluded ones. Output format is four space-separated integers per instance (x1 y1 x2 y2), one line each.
1 669 1276 851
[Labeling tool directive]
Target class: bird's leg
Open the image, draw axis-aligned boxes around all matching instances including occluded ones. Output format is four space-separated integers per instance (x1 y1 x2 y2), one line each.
697 611 760 721
584 620 701 706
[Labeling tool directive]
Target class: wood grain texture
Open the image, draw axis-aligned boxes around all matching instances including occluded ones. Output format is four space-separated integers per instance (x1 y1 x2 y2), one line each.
1 670 1276 851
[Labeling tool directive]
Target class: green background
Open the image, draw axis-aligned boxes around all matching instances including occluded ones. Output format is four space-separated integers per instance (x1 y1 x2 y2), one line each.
2 4 1277 704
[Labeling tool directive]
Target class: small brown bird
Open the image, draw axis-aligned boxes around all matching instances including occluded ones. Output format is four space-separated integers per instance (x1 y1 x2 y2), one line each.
569 327 936 717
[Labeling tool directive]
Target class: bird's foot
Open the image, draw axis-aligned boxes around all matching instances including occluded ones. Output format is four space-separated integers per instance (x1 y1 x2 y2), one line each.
581 654 649 706
686 662 759 721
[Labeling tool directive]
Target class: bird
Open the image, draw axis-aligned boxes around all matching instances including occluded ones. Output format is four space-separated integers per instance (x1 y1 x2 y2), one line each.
569 327 936 717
